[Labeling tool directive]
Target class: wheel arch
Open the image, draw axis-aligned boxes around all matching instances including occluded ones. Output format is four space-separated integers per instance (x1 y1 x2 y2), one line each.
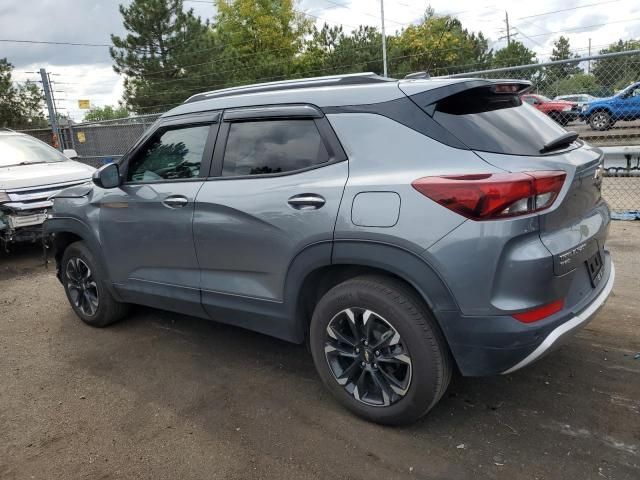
589 106 613 116
44 217 121 300
286 240 458 344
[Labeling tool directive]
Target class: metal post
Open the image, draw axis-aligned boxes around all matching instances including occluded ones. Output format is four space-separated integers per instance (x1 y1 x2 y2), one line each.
68 123 76 151
380 0 388 77
39 68 61 151
587 38 592 74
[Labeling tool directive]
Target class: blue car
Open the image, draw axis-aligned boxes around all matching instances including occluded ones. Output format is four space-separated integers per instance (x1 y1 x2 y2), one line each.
581 81 640 130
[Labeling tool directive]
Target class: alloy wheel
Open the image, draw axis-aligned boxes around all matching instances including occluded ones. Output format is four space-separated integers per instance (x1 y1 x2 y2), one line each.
324 307 412 407
65 257 99 317
591 112 609 129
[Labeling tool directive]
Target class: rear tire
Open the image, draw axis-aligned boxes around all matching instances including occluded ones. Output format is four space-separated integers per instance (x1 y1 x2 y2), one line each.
61 241 129 327
589 110 612 131
309 275 452 425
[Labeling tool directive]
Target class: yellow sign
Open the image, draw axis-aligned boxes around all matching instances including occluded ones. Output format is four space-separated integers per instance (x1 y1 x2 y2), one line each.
78 99 91 109
77 131 86 143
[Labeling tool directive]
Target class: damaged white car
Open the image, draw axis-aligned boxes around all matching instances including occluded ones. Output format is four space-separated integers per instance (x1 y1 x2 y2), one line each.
0 130 94 250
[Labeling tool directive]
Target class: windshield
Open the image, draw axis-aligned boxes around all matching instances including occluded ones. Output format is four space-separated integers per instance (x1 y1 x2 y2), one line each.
433 87 571 156
0 134 68 167
537 95 552 102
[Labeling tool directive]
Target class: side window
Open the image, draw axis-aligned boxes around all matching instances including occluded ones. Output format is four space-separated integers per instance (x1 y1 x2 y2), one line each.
222 119 329 177
126 124 210 182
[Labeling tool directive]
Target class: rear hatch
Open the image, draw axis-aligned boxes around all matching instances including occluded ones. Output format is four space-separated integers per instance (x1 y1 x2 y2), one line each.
405 80 610 285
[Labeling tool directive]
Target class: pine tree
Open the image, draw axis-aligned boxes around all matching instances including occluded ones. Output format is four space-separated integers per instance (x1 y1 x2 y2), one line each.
548 36 582 80
110 0 217 113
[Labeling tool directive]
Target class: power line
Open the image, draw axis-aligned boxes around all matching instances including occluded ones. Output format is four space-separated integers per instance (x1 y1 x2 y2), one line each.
512 27 544 48
320 0 406 26
515 0 624 20
0 2 363 55
0 38 110 47
511 16 640 40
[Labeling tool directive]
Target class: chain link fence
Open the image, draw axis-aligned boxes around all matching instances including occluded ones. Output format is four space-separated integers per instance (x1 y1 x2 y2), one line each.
17 50 640 215
18 114 161 168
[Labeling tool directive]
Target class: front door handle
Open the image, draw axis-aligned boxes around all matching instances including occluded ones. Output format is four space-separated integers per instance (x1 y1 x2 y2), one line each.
287 194 326 210
163 195 189 208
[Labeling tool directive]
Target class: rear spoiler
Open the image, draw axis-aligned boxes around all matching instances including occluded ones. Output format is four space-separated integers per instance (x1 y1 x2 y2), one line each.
403 79 532 115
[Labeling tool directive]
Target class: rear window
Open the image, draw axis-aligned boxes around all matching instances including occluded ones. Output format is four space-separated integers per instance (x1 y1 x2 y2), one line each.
432 87 569 156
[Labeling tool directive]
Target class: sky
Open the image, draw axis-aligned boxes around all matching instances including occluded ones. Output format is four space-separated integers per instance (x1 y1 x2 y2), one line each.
3 0 640 121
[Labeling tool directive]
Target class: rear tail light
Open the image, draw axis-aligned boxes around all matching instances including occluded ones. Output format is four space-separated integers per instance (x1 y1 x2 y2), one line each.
412 171 566 220
512 299 564 323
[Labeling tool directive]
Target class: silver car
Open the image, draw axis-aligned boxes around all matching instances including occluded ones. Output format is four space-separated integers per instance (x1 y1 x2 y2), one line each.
554 93 598 109
45 73 614 425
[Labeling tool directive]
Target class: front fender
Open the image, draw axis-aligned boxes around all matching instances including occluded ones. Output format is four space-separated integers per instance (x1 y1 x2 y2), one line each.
43 216 121 301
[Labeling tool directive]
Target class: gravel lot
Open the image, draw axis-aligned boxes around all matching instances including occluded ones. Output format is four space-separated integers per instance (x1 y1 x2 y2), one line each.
1 222 639 480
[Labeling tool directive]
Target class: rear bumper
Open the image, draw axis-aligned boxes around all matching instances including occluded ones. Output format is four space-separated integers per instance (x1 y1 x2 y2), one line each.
439 253 614 376
502 259 615 374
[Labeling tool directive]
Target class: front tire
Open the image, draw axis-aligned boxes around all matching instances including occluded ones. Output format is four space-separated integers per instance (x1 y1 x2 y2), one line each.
61 241 129 327
309 276 452 425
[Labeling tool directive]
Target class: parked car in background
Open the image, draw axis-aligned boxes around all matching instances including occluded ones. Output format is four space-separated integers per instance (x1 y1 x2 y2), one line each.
521 94 579 126
0 130 94 250
45 73 614 425
580 81 640 130
554 94 598 111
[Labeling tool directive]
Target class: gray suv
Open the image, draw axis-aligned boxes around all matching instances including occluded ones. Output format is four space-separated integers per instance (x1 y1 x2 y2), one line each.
45 73 614 425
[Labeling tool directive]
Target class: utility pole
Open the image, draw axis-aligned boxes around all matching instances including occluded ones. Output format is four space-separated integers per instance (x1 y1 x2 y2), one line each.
587 38 592 74
39 68 61 151
380 0 388 77
498 11 518 47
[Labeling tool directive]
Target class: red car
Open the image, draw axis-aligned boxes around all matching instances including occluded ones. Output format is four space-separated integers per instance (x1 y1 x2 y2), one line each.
521 94 579 126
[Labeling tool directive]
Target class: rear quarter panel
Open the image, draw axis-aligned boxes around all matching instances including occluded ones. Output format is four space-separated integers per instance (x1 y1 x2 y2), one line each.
326 112 503 254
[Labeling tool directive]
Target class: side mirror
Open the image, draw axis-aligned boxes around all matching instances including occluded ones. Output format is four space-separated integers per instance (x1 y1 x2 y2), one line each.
92 163 121 189
63 149 79 160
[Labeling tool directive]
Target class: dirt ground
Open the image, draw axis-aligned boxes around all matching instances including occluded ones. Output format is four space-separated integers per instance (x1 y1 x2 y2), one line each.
1 222 639 480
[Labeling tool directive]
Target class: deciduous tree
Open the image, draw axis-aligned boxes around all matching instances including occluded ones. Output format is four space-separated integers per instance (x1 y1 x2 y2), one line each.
83 105 130 122
0 58 46 129
592 39 640 92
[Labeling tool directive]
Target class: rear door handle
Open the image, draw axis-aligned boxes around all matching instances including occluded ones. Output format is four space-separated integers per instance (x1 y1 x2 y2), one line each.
163 195 189 208
287 194 326 210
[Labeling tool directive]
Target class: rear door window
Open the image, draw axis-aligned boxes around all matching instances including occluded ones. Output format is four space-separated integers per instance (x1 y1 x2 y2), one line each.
222 119 329 177
432 87 569 156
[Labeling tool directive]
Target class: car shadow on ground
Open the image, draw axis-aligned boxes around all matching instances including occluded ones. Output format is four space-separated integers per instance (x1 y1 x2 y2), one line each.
92 303 635 431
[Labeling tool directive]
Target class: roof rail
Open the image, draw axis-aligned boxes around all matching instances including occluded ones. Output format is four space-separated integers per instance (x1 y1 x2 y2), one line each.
184 72 394 104
0 127 15 132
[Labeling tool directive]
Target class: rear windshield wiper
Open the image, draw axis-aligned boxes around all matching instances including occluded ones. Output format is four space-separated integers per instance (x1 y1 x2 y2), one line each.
540 131 579 154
